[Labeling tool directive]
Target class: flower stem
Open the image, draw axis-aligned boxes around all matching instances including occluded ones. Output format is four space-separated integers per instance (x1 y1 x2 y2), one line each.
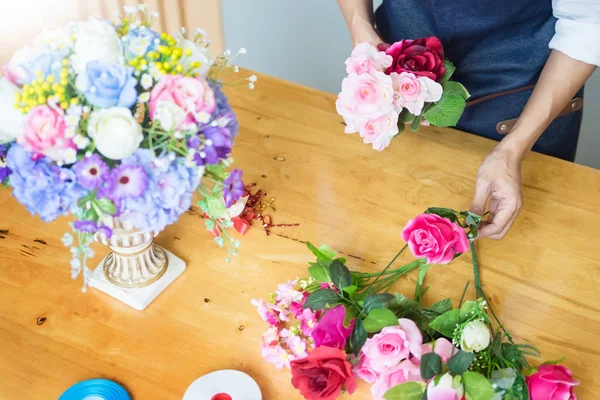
362 245 407 293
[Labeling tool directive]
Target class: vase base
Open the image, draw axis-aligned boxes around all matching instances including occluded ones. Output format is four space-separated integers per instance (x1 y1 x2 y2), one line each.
89 246 186 311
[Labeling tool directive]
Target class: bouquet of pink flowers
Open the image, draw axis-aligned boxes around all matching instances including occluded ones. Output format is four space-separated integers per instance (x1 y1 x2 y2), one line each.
0 5 256 288
253 208 578 400
336 37 470 151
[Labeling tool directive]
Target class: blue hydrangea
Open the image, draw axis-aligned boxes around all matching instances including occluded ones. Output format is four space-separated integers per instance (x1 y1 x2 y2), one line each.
123 27 160 58
118 149 201 232
209 80 239 136
7 144 85 222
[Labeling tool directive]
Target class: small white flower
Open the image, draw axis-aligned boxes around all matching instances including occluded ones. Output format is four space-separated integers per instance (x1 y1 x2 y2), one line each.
223 49 231 57
138 92 150 103
167 153 176 161
195 111 211 124
180 27 187 35
460 321 491 352
249 75 258 83
89 86 97 93
85 151 92 158
64 148 77 164
133 70 141 77
174 131 184 139
248 83 255 90
205 139 213 146
233 65 239 73
64 127 76 139
150 11 159 18
82 106 91 113
123 6 136 14
153 37 161 45
239 47 247 54
137 4 147 11
62 233 74 247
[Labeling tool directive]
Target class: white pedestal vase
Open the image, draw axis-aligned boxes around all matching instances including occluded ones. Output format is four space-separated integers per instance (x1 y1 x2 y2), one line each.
89 221 186 310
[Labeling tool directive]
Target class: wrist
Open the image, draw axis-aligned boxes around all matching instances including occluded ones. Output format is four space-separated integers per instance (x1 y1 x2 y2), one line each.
350 16 381 47
496 132 531 163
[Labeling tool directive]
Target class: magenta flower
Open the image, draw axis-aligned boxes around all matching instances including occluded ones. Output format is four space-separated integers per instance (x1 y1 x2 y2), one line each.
73 154 109 189
311 305 355 349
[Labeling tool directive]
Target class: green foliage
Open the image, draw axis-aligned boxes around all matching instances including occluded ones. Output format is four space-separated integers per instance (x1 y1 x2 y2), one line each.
303 289 338 311
442 81 470 100
410 115 423 131
429 309 461 337
363 293 395 314
425 207 459 223
349 319 368 356
206 163 227 181
420 352 442 380
423 298 453 318
384 382 426 400
330 260 353 290
440 60 456 83
206 196 226 218
363 308 399 333
447 350 475 375
423 92 466 127
387 294 447 342
308 260 331 283
95 198 117 215
463 371 495 400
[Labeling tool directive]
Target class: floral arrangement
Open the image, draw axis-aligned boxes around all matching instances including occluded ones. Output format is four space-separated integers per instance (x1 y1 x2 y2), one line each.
336 37 470 151
253 208 578 400
0 5 256 288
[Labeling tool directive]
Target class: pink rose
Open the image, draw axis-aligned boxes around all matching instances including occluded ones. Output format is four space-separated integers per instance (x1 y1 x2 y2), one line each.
527 364 579 400
370 359 423 400
357 110 399 151
418 338 457 364
18 105 76 163
149 74 215 131
336 70 394 133
402 213 469 265
311 305 354 350
353 354 381 384
380 37 446 81
427 373 464 400
391 72 442 115
345 42 393 75
360 318 423 372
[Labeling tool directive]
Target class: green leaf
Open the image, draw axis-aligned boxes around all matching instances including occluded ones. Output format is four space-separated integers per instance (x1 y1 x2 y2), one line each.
460 300 481 320
363 293 395 314
349 319 368 356
206 163 226 180
429 309 461 337
490 368 517 390
443 81 470 100
399 109 416 124
463 372 495 400
425 207 459 223
425 298 453 316
206 197 226 218
329 260 353 290
306 242 337 261
542 357 566 365
440 60 456 83
447 350 475 375
363 308 399 333
411 115 423 131
423 93 466 127
303 289 339 311
205 219 215 231
94 198 117 215
420 352 442 380
384 381 426 400
343 285 358 299
308 260 331 283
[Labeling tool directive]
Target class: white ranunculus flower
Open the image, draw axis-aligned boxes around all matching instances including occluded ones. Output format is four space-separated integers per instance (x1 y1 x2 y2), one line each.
71 20 124 77
154 100 187 132
178 36 211 77
0 79 25 144
460 320 491 352
87 107 143 160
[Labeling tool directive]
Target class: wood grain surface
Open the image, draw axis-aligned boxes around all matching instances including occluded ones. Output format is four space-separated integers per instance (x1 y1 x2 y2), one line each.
0 71 599 399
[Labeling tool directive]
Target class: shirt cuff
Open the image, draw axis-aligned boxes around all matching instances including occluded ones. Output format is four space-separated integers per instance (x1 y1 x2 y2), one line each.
549 18 600 66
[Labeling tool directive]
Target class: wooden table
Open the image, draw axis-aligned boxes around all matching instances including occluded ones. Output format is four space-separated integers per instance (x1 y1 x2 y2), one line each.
1 71 599 400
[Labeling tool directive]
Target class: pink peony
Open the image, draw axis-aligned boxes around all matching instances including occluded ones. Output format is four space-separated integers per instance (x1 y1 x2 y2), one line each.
149 74 215 131
360 318 423 372
353 354 381 384
402 213 469 265
336 70 394 133
18 105 76 163
370 359 423 400
357 110 399 151
311 305 354 350
345 42 393 75
391 72 442 115
527 364 579 400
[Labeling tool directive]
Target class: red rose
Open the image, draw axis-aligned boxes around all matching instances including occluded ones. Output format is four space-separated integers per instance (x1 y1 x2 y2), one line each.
379 37 446 81
291 346 357 400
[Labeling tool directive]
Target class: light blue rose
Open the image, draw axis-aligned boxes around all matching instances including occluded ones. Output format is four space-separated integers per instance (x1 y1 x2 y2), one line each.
82 61 138 108
20 46 69 84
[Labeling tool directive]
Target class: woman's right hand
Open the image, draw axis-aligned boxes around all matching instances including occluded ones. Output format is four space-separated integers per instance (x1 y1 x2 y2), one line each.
350 19 384 47
337 0 384 47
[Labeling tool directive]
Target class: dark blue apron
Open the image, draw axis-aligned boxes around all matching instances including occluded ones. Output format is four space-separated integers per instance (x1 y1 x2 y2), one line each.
376 0 583 161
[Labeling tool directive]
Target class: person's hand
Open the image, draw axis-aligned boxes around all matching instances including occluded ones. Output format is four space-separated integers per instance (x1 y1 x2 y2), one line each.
350 18 383 47
469 142 525 239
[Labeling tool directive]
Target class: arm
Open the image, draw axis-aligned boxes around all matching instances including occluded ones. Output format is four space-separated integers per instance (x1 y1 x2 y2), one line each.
337 0 382 46
471 51 597 238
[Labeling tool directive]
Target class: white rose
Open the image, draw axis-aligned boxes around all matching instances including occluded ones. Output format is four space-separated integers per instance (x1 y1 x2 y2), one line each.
178 36 211 77
87 107 143 160
0 79 24 144
154 100 187 132
460 320 491 352
71 20 124 77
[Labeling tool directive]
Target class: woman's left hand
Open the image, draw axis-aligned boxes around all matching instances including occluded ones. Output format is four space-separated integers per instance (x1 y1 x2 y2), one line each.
469 142 525 239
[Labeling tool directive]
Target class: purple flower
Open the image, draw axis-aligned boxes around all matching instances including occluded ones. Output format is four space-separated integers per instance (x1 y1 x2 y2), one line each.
105 164 148 200
74 220 98 233
0 145 12 183
73 154 109 189
209 80 239 136
311 305 355 350
7 144 85 222
190 126 233 166
223 169 244 208
98 225 113 238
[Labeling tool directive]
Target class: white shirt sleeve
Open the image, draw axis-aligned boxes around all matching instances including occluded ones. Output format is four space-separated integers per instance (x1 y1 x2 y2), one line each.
549 0 600 66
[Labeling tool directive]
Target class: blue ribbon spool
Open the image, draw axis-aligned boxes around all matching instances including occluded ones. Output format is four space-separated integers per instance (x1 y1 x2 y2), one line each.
58 378 130 400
